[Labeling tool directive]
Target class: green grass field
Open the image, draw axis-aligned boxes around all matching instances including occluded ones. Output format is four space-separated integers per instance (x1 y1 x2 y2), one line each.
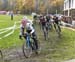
0 15 32 48
0 15 75 61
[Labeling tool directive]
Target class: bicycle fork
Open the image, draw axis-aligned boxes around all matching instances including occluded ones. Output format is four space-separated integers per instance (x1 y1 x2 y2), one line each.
26 37 31 48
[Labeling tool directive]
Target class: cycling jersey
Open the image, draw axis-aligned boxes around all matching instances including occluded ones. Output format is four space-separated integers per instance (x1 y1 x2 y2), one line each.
39 17 46 26
20 22 35 36
26 23 35 34
53 17 59 24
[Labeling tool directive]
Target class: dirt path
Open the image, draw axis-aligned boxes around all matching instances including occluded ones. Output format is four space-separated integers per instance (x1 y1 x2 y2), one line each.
0 42 63 62
0 25 75 62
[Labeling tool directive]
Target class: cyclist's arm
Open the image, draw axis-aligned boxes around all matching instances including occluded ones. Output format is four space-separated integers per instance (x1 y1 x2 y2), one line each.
20 24 24 36
30 25 35 34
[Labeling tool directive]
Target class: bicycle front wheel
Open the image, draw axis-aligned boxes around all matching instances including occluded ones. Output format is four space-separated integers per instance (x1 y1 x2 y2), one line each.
22 42 32 58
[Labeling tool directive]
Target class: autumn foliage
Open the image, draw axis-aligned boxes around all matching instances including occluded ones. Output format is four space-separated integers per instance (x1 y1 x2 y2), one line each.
0 0 64 14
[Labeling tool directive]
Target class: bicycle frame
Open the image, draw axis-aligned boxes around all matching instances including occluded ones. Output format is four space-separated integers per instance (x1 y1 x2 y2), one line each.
26 33 31 48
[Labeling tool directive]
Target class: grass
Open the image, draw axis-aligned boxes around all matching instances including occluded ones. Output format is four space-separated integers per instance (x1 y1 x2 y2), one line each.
0 15 75 61
35 24 75 61
0 15 24 48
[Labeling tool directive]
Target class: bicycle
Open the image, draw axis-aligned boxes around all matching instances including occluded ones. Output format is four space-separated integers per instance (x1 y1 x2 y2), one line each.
22 33 39 58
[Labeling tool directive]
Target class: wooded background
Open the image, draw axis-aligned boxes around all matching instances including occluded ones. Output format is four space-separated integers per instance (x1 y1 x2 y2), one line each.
0 0 64 14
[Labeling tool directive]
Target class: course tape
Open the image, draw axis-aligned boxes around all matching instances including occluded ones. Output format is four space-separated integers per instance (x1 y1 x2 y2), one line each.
0 27 14 34
0 22 16 40
0 21 20 31
0 19 33 40
0 26 14 32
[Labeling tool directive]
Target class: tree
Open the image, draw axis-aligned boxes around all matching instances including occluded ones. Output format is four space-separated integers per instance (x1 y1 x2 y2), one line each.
0 0 3 10
15 0 35 14
50 0 64 14
0 0 64 14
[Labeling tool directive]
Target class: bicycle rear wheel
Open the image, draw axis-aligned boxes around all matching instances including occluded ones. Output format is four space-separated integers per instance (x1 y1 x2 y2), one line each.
22 42 32 58
0 50 3 59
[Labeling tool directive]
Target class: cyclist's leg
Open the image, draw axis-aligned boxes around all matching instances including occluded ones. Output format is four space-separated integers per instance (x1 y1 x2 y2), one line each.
47 22 50 30
43 26 46 35
24 33 31 48
42 25 45 33
26 36 30 48
50 22 53 30
57 23 61 32
46 23 50 39
41 24 47 40
39 22 42 30
32 32 38 50
53 23 56 30
48 23 50 29
45 23 48 33
48 21 52 30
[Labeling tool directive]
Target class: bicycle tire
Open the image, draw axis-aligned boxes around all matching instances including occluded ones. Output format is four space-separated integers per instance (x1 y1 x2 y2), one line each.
0 50 3 59
22 42 32 58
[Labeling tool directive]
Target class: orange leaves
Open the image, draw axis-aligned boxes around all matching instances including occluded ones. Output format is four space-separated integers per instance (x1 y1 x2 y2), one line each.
16 0 35 10
51 0 64 6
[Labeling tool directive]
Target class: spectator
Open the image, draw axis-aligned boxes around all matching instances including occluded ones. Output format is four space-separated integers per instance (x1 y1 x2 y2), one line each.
11 11 14 20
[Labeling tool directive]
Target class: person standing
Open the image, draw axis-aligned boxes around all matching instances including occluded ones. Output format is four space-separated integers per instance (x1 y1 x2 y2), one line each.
11 11 14 20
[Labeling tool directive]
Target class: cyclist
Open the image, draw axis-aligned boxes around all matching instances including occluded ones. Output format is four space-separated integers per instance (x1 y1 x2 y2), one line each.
19 16 38 51
46 14 52 30
39 15 46 31
32 13 37 24
53 15 61 32
19 16 28 38
39 15 48 40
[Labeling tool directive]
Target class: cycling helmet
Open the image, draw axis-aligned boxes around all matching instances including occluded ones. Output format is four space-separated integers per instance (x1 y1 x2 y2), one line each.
21 16 28 26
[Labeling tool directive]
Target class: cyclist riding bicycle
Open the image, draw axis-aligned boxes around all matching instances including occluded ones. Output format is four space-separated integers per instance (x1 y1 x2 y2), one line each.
46 14 50 23
39 15 47 31
46 14 52 30
39 15 49 40
19 16 38 51
53 15 61 32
